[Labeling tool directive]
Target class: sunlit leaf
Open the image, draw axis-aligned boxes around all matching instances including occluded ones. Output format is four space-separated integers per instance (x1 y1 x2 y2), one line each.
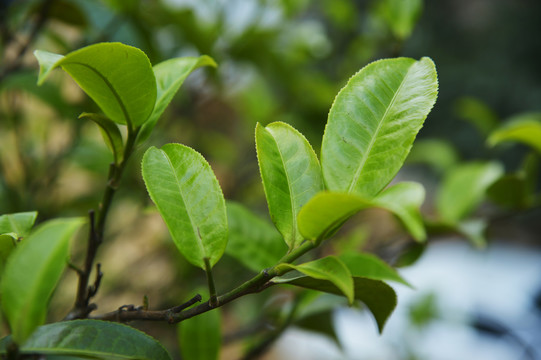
35 43 157 128
138 56 217 144
0 211 38 238
339 252 411 287
225 201 287 272
276 256 354 304
0 320 171 360
79 113 124 165
436 162 503 223
256 122 324 249
321 57 438 197
142 144 227 269
488 113 541 154
0 218 84 342
277 276 397 333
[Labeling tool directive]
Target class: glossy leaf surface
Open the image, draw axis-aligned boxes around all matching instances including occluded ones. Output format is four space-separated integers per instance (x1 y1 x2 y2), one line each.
256 122 323 248
488 113 541 154
138 56 217 144
277 256 354 304
321 57 438 197
0 218 83 342
339 252 410 287
79 112 124 165
279 276 396 333
436 162 503 223
178 291 221 360
0 320 171 360
142 144 227 269
0 211 38 238
225 201 287 272
35 43 157 128
298 183 426 243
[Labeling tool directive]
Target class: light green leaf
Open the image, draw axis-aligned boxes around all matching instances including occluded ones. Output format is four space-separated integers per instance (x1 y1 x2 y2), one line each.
321 57 438 197
137 56 217 144
371 182 426 242
455 96 499 136
0 211 38 238
256 122 324 249
0 320 171 360
339 252 411 287
0 218 84 343
436 162 503 223
225 201 287 273
141 144 227 269
407 139 459 173
178 291 221 360
0 234 17 273
488 113 541 154
376 0 423 39
79 112 124 165
35 43 157 128
298 183 426 244
276 256 354 304
278 276 397 333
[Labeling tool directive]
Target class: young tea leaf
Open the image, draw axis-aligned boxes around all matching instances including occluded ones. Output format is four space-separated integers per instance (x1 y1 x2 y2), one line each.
276 256 354 304
142 144 228 269
0 217 84 343
321 57 438 197
79 112 124 165
0 211 38 238
138 56 217 144
256 122 324 249
225 201 287 273
35 42 157 128
0 320 171 360
277 276 397 333
488 113 541 154
339 252 411 287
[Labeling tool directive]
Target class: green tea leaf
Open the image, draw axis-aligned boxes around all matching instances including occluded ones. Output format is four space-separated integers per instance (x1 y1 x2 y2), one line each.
376 0 423 39
256 122 324 249
35 43 157 128
455 96 499 136
0 234 17 273
142 144 227 269
178 291 221 360
487 174 531 209
79 112 124 165
0 211 38 238
321 57 438 197
371 182 426 242
407 139 458 173
298 184 426 243
278 276 397 333
0 320 171 360
488 113 541 154
225 201 287 273
436 162 503 223
138 56 217 144
339 252 411 287
0 218 83 342
276 256 354 304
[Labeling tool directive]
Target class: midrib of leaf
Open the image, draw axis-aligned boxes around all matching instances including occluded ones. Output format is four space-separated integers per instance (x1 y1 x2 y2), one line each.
270 134 297 247
161 151 207 258
66 62 132 128
347 64 413 194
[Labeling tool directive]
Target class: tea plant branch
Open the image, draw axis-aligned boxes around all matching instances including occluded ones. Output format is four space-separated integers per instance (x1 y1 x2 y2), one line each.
66 127 140 320
92 240 316 323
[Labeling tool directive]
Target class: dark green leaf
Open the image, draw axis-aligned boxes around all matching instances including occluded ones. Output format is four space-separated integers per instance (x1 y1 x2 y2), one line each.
276 256 354 304
35 43 157 128
321 57 438 197
0 218 83 342
455 96 499 136
0 320 171 360
256 122 324 249
339 252 411 287
225 201 287 273
138 56 217 144
141 144 228 269
487 174 531 209
0 211 38 238
79 113 124 165
278 276 397 333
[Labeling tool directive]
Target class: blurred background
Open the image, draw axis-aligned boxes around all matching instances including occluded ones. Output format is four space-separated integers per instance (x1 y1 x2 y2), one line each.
1 0 541 359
